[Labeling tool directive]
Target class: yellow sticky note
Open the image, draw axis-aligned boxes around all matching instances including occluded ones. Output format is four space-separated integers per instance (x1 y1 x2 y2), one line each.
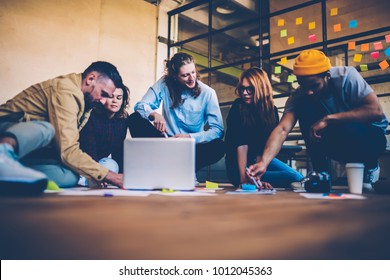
334 23 341 32
360 64 368 72
205 180 219 189
296 17 303 25
361 43 369 52
275 66 282 74
330 8 338 16
288 36 295 45
353 53 362 62
280 57 288 65
308 22 316 30
162 188 176 193
379 60 389 70
277 19 285 26
287 74 296 83
348 41 356 50
280 29 287 38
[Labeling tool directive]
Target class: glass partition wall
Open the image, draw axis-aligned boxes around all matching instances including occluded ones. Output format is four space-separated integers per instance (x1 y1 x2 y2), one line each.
166 0 390 182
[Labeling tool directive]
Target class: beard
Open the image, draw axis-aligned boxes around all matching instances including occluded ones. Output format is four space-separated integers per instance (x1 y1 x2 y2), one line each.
84 92 97 109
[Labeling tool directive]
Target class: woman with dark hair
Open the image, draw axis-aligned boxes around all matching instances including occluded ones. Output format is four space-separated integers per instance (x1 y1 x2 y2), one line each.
78 84 130 186
128 52 225 173
225 67 303 188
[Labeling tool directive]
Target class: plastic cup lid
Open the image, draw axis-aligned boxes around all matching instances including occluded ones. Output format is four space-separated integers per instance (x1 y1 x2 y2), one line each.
345 162 365 168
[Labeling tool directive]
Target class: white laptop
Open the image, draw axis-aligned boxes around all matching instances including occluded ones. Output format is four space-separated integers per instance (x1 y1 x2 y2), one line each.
123 138 196 190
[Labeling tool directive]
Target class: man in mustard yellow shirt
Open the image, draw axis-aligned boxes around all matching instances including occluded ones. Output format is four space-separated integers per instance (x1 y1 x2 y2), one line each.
0 61 125 191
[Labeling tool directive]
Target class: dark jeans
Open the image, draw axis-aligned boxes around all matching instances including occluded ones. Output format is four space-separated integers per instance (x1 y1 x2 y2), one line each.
128 112 225 171
297 97 387 172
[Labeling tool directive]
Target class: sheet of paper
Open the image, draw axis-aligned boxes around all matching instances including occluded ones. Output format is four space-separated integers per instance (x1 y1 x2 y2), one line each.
226 189 277 195
300 193 366 200
156 191 216 196
59 188 151 197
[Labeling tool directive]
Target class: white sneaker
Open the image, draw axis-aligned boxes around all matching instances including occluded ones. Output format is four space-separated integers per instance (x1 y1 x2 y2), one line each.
363 164 380 192
0 143 48 195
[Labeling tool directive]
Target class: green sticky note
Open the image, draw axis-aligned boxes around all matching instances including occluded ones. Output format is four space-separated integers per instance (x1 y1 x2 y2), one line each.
280 29 287 38
275 66 282 74
287 74 296 83
360 64 368 72
46 180 61 191
162 188 176 193
205 180 219 189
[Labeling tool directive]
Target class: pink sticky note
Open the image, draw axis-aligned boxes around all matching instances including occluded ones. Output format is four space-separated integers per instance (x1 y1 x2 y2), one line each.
386 35 390 43
334 24 341 32
379 60 389 70
361 43 369 52
309 34 317 43
374 42 383 50
348 42 356 50
371 51 380 59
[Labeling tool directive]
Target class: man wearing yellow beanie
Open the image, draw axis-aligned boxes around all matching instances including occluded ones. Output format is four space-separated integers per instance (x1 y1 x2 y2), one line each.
247 49 388 192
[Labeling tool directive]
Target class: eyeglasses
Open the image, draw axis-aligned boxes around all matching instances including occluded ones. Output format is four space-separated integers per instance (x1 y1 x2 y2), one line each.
237 85 255 95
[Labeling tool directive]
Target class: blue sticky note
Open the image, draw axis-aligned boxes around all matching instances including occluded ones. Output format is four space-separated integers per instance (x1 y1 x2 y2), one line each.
384 47 390 57
349 20 357 29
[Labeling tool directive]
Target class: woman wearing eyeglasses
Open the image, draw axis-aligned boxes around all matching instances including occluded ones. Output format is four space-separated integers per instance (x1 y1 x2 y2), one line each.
225 67 303 188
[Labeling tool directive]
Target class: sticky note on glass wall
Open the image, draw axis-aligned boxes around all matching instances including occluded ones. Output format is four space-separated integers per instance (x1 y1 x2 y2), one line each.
348 42 356 50
374 42 383 50
280 29 287 38
386 35 390 43
296 17 303 25
384 47 390 57
353 54 362 62
288 37 295 45
334 24 341 32
360 43 369 52
330 8 338 16
275 66 282 74
278 19 285 26
360 64 368 72
308 22 316 30
379 60 389 70
287 75 296 83
280 57 287 65
349 20 357 29
371 51 380 59
309 34 317 43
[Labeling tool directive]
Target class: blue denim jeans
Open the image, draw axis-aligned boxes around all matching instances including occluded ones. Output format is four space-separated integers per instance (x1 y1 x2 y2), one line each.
226 156 304 188
0 121 78 187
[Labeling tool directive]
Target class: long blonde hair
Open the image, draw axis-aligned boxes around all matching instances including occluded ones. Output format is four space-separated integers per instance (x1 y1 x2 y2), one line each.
235 67 277 130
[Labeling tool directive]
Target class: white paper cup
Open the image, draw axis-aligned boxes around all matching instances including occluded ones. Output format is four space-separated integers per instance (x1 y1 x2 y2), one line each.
345 163 365 194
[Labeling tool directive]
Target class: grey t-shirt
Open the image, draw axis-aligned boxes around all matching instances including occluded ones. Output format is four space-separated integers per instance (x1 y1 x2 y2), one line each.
284 66 388 132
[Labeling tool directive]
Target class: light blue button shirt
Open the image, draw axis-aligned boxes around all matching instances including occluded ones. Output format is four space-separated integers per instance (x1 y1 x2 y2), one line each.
134 78 224 144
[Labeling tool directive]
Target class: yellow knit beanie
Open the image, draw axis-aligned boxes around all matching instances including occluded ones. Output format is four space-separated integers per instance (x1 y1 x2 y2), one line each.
293 49 331 76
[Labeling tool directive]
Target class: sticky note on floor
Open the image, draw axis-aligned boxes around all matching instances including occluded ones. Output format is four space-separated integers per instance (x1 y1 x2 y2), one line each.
296 17 302 25
288 36 295 45
280 57 287 64
287 74 296 83
379 60 389 70
278 19 285 26
309 34 317 43
348 41 356 50
360 64 368 72
371 51 380 59
334 23 341 32
386 35 390 43
280 29 287 37
349 20 357 29
308 22 316 30
353 53 362 62
205 181 219 189
374 41 383 50
384 47 390 57
361 43 369 52
330 8 338 16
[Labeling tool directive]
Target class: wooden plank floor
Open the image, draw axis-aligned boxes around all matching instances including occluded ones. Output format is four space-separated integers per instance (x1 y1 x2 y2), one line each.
1 188 390 260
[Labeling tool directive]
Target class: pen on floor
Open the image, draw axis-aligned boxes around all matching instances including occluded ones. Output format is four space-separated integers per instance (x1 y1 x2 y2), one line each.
246 167 263 189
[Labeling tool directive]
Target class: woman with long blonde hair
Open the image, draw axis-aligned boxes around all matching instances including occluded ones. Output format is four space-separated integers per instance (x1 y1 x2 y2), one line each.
225 67 303 188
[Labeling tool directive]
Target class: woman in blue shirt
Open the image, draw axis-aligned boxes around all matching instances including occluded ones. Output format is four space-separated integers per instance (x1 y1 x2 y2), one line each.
225 67 303 188
129 52 225 172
